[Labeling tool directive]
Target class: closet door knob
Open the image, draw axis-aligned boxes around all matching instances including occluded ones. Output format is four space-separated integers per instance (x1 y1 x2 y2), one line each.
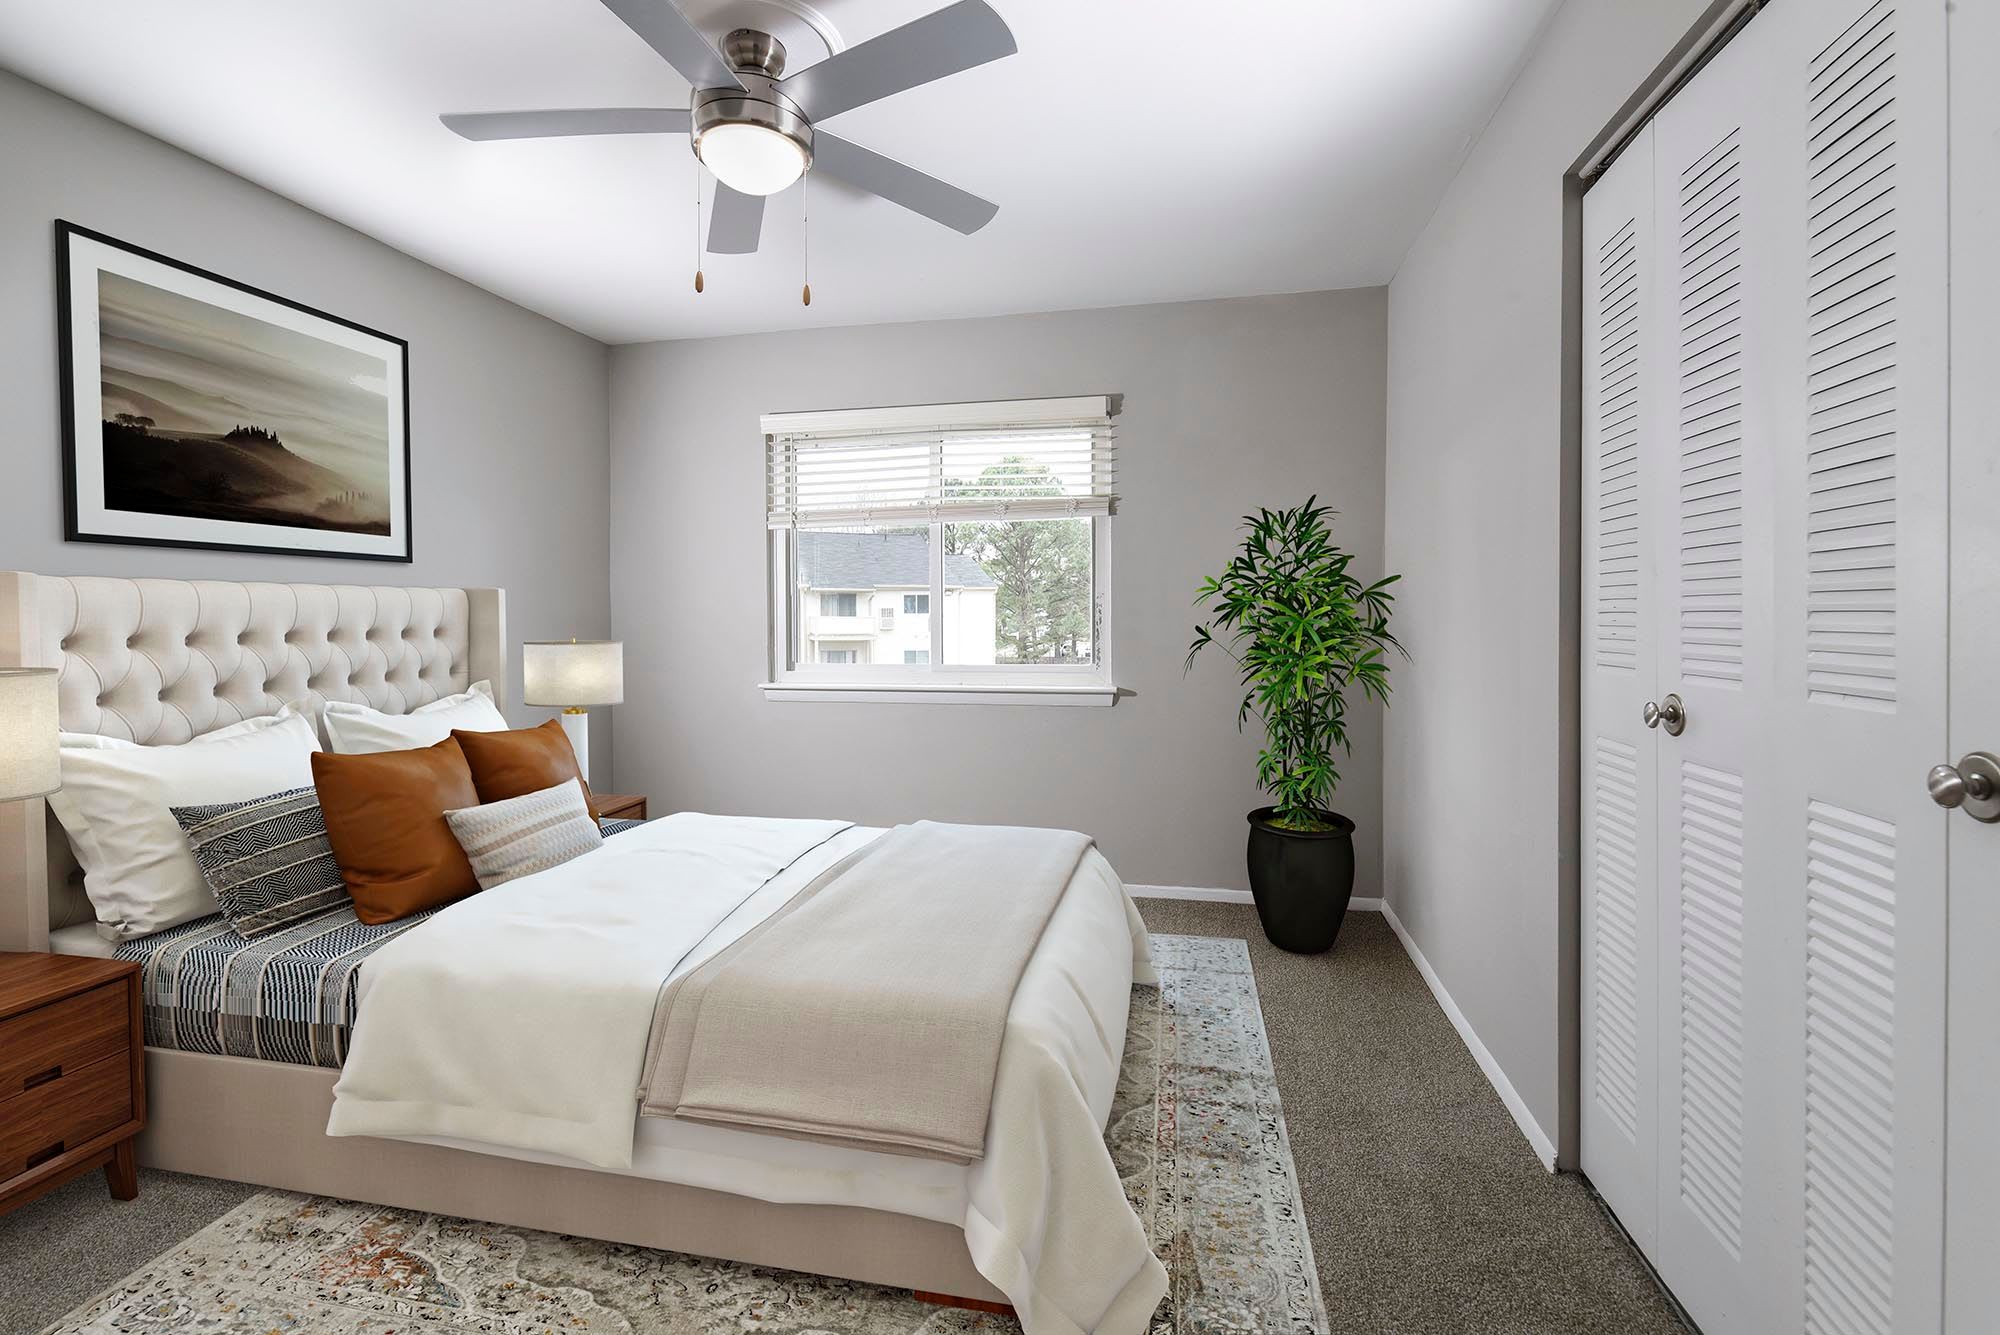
1642 693 1686 737
1928 752 2000 823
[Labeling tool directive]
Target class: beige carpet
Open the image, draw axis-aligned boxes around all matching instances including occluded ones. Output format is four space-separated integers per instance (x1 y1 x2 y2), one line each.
0 902 1686 1335
1136 902 1687 1335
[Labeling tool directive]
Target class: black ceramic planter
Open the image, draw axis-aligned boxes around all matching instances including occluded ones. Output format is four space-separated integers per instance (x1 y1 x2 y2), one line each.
1245 807 1357 954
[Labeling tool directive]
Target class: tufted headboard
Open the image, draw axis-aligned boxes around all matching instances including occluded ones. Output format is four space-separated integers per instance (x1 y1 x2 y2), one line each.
0 572 506 950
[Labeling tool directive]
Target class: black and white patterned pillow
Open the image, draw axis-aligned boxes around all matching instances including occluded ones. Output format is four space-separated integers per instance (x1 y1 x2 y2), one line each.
173 787 351 938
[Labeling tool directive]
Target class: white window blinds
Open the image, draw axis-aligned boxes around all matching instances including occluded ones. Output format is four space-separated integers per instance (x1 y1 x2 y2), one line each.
764 396 1117 530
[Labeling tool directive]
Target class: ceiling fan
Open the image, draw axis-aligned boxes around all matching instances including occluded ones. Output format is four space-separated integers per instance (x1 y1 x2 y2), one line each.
441 0 1016 258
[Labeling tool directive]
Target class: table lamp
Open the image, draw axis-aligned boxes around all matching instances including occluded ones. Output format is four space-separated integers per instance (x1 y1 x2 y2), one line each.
522 640 622 782
0 668 58 952
0 668 60 803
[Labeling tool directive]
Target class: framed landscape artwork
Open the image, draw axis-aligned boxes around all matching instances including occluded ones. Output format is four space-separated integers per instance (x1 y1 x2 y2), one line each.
56 221 412 561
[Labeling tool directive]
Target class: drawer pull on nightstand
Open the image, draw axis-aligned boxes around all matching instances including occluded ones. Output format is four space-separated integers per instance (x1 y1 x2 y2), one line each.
26 1141 64 1169
22 1064 61 1091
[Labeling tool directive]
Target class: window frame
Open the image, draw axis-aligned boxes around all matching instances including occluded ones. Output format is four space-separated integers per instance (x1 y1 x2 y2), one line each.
764 516 1115 705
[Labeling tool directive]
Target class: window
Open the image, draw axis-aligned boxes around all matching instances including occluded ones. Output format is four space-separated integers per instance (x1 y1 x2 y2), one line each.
765 397 1117 703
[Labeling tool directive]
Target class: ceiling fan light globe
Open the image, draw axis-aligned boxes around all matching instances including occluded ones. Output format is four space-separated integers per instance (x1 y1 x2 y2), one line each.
698 123 807 196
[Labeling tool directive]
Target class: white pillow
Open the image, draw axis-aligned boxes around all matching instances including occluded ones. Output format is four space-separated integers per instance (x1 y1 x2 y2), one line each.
48 707 322 941
323 680 508 754
50 711 300 875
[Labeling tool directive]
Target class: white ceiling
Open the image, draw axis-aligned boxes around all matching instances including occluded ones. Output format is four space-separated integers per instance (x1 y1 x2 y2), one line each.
0 0 1559 344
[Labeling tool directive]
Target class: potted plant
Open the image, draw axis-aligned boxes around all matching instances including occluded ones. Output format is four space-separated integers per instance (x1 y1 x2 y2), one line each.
1186 498 1402 953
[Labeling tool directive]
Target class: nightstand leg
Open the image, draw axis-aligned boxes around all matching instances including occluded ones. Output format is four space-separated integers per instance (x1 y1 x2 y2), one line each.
104 1140 137 1200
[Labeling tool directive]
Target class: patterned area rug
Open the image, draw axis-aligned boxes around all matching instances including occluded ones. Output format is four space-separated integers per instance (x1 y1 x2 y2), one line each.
43 934 1325 1335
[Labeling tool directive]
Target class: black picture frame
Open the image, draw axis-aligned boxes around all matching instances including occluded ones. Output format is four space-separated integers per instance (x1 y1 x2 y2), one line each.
55 219 414 563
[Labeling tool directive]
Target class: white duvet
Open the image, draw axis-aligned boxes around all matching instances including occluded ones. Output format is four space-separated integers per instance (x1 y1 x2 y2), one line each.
328 812 1166 1335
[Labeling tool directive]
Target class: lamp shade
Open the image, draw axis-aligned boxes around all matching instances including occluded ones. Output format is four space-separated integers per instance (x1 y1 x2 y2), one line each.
0 667 60 801
523 640 624 708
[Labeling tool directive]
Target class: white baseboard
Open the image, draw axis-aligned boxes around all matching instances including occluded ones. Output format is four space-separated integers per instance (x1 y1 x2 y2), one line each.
1127 885 1385 913
1377 900 1559 1172
1127 884 1252 904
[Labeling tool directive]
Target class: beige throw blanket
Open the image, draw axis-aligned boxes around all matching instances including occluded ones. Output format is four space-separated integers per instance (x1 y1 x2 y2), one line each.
639 820 1090 1162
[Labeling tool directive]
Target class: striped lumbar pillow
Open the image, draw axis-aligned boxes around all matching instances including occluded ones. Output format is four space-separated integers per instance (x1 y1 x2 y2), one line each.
445 778 604 891
173 786 350 938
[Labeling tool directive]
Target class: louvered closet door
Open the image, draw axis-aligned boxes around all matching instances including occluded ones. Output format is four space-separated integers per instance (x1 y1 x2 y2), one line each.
1761 3 1950 1333
1579 123 1661 1258
1646 16 1784 1333
1581 1 1952 1331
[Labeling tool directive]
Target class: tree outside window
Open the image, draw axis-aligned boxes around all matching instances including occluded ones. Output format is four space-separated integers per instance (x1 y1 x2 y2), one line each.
944 458 1093 664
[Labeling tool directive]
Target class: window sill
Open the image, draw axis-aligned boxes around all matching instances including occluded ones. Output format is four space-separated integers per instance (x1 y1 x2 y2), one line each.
759 681 1119 707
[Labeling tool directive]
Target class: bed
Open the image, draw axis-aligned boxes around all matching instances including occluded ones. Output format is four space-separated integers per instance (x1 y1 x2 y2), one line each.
54 816 648 1067
0 572 1162 1333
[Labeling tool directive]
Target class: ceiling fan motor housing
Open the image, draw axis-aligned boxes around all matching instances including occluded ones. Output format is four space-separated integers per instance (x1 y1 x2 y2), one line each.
721 27 788 78
691 30 813 173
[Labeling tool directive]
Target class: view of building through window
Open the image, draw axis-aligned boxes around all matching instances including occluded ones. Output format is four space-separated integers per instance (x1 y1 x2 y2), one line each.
796 528 995 666
794 518 1093 667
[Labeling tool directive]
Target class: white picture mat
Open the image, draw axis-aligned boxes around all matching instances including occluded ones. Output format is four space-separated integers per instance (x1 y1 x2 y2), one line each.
63 230 409 559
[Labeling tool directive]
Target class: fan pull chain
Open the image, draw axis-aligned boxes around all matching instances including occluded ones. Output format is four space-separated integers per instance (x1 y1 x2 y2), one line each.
693 161 706 294
800 175 812 307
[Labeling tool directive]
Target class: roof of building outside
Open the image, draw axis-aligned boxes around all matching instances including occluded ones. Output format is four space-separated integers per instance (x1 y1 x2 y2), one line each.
798 530 994 590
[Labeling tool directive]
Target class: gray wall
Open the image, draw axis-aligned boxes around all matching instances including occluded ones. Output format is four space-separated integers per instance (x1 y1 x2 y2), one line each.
0 71 615 778
610 289 1387 891
1382 0 1716 1155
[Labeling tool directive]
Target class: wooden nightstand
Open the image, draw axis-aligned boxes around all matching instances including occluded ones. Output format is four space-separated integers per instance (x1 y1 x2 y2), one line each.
596 793 648 822
0 952 145 1217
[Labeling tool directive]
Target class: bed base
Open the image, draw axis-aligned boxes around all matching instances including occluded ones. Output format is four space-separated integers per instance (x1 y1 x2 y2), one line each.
916 1290 1020 1315
137 1047 1009 1306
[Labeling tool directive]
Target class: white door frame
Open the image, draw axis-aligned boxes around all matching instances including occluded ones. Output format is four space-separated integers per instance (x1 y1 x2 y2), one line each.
1944 2 2000 1330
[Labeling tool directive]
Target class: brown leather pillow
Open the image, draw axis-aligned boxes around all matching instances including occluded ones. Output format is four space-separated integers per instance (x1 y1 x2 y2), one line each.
312 737 482 924
452 719 601 821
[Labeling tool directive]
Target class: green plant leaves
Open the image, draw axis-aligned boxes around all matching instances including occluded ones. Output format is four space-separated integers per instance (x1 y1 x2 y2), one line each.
1185 497 1406 827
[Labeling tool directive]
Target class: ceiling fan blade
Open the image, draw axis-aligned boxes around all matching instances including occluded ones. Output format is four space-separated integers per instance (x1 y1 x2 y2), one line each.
440 108 692 140
812 134 998 235
707 183 766 254
596 0 742 91
778 0 1015 122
